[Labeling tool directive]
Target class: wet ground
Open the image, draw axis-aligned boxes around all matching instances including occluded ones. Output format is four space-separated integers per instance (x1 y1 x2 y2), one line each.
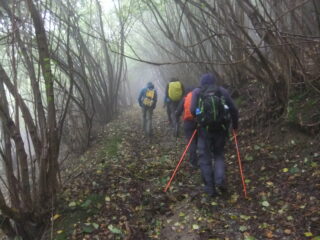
50 107 320 240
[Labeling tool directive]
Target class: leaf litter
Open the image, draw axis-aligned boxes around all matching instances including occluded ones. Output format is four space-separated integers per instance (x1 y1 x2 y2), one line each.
50 108 320 240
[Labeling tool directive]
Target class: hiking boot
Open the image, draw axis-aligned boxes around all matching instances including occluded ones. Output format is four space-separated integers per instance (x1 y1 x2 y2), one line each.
208 191 218 198
217 185 228 195
200 191 218 204
204 187 218 199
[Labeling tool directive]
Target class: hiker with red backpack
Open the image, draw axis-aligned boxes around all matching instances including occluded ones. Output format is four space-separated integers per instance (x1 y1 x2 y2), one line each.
175 87 198 169
138 82 158 137
164 78 184 135
190 73 239 197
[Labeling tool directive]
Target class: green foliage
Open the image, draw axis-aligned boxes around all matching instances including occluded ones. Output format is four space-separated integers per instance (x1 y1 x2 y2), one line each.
53 194 104 240
287 99 299 123
53 210 89 240
103 135 122 157
234 96 246 107
287 92 319 125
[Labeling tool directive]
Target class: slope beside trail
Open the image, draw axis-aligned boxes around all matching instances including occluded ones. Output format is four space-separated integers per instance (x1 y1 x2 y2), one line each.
50 107 320 240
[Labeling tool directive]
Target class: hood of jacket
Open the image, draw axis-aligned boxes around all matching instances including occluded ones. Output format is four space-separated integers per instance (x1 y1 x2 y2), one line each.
200 73 217 86
147 82 154 89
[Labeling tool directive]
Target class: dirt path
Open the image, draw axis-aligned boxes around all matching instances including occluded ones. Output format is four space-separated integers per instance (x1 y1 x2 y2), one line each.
51 107 320 240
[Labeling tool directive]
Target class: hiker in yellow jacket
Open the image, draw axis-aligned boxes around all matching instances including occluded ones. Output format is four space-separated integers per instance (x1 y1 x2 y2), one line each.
164 78 184 136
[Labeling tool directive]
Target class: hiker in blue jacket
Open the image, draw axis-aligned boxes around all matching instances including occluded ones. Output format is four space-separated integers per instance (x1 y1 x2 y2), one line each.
138 82 157 137
190 73 238 197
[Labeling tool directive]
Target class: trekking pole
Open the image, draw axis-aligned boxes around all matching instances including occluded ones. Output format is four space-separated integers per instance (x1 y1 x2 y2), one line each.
232 130 248 198
174 122 179 168
164 129 198 192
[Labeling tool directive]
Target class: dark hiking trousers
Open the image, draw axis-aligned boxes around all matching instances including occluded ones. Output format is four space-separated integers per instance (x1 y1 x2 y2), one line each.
183 120 198 167
167 101 180 125
166 101 180 136
197 128 227 195
142 107 153 136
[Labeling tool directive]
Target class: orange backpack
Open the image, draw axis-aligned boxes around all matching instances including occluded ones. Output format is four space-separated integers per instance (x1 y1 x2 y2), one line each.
183 92 194 121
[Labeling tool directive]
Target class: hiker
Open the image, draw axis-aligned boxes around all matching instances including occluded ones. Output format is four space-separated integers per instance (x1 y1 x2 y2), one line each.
138 82 158 137
190 73 238 197
175 87 198 169
163 78 184 134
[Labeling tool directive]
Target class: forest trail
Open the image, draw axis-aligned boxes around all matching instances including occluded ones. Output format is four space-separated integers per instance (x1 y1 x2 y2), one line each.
50 107 320 240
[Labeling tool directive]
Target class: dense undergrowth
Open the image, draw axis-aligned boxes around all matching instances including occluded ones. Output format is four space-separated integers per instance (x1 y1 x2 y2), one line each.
46 106 319 240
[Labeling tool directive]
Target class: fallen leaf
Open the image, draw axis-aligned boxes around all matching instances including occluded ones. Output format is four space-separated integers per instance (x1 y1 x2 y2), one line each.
265 230 273 238
92 223 99 229
289 166 299 174
68 202 76 207
179 212 185 217
311 162 318 167
244 236 256 240
230 193 239 203
192 224 200 230
305 232 313 237
266 181 274 187
240 215 251 220
239 225 248 232
51 214 61 221
245 155 254 161
108 224 122 234
284 229 291 234
254 145 260 150
287 216 293 221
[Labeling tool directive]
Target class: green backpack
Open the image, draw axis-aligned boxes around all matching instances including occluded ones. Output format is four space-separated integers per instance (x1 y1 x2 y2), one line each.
195 85 230 130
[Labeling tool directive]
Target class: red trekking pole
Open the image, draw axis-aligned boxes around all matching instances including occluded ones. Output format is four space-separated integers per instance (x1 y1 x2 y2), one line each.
163 129 198 192
232 130 247 198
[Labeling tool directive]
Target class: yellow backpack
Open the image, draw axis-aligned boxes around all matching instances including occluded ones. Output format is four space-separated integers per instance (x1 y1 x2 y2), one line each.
168 81 183 101
143 89 155 107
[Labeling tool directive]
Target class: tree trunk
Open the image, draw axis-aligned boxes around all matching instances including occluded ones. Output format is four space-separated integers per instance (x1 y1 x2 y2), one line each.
24 0 59 205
